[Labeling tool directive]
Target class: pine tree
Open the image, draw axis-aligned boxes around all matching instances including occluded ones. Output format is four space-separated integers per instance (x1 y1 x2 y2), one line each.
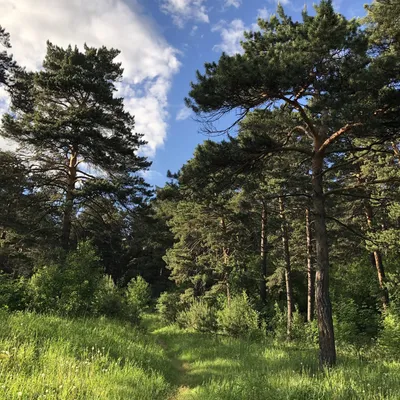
2 43 150 250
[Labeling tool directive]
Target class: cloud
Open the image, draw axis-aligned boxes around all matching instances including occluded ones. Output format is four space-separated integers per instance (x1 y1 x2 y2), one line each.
224 0 241 8
0 87 18 151
190 25 199 36
212 19 246 55
139 169 163 182
176 105 192 121
0 0 180 157
257 7 269 20
160 0 209 28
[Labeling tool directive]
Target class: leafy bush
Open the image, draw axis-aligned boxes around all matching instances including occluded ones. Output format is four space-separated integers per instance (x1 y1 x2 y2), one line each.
177 299 217 333
126 276 151 322
29 241 104 316
333 299 378 344
156 291 182 324
217 293 259 338
0 273 28 311
94 275 127 319
270 303 287 341
378 309 400 358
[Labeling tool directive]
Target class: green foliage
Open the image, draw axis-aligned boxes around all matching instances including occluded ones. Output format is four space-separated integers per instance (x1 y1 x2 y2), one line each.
156 292 182 324
94 275 126 319
334 299 380 344
177 299 217 333
217 293 260 338
126 276 151 322
378 309 400 358
29 242 106 317
0 273 28 311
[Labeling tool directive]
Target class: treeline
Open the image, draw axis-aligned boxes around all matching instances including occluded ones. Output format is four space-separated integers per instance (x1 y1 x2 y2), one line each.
0 0 399 369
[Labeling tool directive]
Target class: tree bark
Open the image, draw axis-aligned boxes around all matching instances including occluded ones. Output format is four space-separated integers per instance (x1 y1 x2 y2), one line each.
306 207 315 322
260 202 268 305
61 148 78 251
221 217 231 306
279 196 293 340
364 203 389 310
312 149 336 367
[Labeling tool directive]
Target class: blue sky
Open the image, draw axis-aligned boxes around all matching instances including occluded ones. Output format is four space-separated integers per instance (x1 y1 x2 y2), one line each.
1 0 371 187
149 0 370 187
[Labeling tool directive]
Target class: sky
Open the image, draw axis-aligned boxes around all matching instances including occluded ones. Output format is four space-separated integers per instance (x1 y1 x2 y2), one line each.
1 0 370 187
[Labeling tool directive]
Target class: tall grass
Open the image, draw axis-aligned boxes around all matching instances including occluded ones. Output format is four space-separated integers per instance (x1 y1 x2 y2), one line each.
0 311 172 399
1 312 399 399
153 323 400 400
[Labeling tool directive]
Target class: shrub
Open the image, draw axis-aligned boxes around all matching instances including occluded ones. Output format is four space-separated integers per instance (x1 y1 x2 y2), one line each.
271 303 316 344
333 299 378 344
0 273 28 311
94 275 127 319
177 299 217 333
156 291 182 324
126 276 151 322
29 241 104 316
378 309 400 358
217 293 259 338
270 303 286 341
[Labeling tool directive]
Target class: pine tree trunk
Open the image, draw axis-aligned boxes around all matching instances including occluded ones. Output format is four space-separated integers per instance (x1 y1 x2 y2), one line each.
61 149 78 251
306 207 315 322
364 203 389 310
312 151 336 367
260 202 268 305
279 196 293 340
221 217 231 306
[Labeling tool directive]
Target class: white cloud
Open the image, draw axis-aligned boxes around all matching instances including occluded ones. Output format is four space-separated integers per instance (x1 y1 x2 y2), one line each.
224 0 241 8
160 0 209 28
0 87 18 151
0 0 180 157
176 105 192 121
190 25 199 36
257 7 269 19
140 169 163 181
212 19 246 55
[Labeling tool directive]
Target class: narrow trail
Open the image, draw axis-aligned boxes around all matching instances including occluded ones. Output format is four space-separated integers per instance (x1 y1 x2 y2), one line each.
145 316 208 400
157 337 192 400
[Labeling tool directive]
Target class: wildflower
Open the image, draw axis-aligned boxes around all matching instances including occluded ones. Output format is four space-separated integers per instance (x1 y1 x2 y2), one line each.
17 392 22 397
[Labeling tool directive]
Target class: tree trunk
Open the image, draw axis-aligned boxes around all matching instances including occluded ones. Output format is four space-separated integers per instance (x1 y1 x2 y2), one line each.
364 203 389 310
221 217 231 306
61 149 78 251
312 150 336 367
260 202 268 305
306 207 315 322
279 196 293 340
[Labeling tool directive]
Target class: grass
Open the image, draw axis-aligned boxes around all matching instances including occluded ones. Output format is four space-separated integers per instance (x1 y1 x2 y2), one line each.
0 311 173 399
1 311 399 399
151 318 400 400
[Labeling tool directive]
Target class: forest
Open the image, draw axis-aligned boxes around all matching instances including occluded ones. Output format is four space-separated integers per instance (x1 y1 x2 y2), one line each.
0 0 400 398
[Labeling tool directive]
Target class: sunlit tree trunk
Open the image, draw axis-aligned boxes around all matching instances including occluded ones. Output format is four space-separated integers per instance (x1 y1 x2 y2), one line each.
279 196 293 339
306 207 315 322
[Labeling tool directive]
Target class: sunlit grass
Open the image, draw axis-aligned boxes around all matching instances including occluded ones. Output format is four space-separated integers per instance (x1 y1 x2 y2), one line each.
1 312 399 399
0 311 172 399
153 323 400 400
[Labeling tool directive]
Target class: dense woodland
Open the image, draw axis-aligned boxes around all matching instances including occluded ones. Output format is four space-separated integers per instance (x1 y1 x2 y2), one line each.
0 0 400 389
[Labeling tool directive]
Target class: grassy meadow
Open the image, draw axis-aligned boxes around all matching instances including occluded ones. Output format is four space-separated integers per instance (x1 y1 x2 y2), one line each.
0 312 399 399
